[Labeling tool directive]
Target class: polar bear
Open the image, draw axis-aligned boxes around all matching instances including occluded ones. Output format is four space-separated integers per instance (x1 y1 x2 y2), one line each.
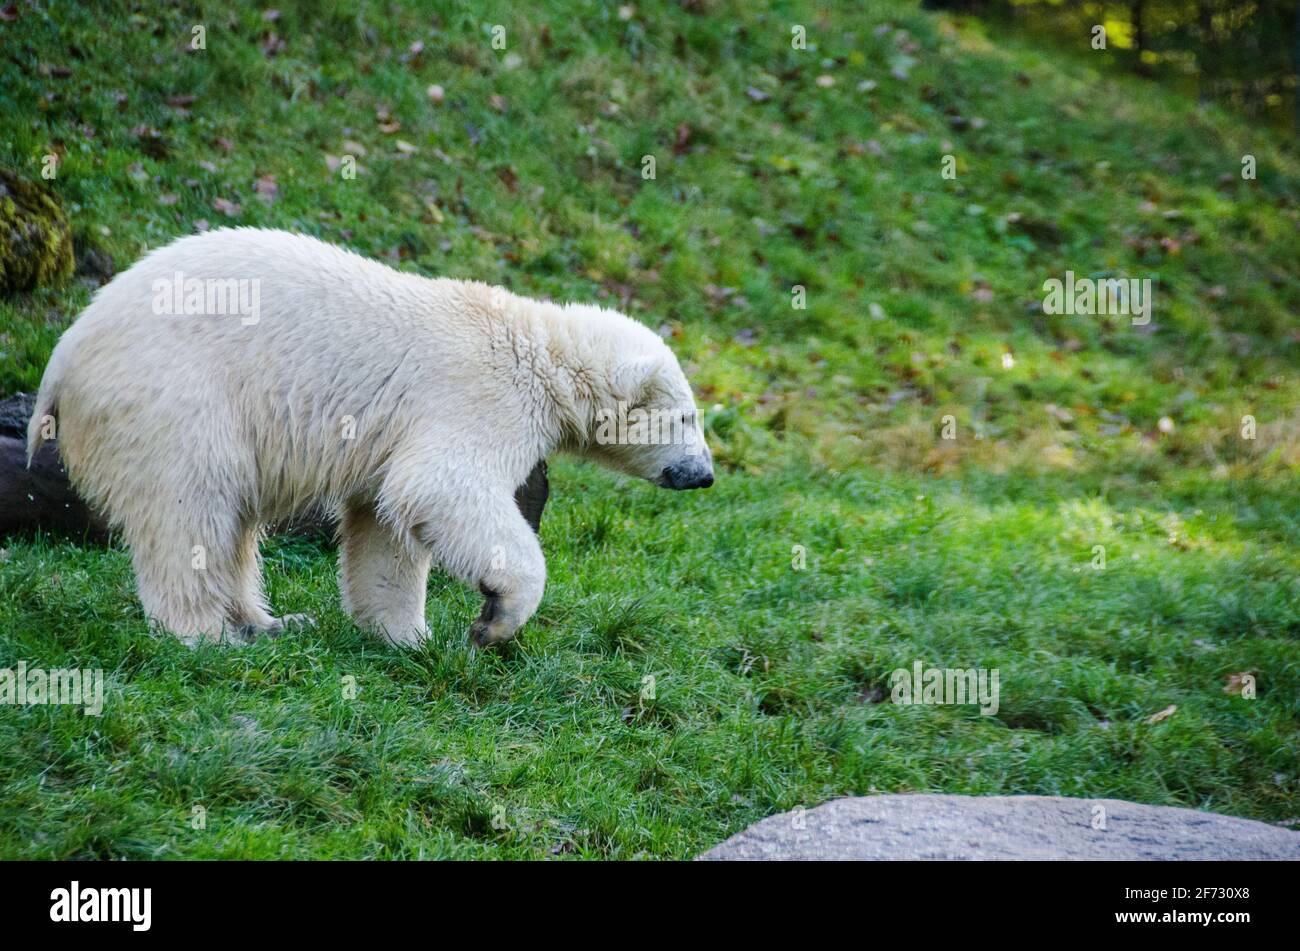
27 228 712 647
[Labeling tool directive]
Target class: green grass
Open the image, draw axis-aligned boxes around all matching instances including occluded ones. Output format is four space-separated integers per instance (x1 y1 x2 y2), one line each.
0 0 1297 858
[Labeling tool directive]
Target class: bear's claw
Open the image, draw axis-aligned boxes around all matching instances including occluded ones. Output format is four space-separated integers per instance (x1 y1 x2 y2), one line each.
237 613 314 643
468 617 514 648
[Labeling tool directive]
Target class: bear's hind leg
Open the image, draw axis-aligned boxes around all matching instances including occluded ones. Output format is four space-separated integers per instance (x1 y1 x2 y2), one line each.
128 516 243 646
339 500 431 647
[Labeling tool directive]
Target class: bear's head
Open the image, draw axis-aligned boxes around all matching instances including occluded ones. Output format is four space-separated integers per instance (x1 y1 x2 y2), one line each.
560 304 714 490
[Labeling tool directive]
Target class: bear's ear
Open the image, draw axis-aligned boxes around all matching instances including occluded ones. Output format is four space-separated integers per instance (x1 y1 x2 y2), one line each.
612 355 660 402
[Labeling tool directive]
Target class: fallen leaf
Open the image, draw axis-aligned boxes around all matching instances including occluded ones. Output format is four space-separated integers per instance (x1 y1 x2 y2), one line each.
890 54 917 80
212 197 242 217
703 284 737 306
1223 672 1254 695
130 124 169 158
1145 704 1177 725
673 122 692 157
253 175 278 203
859 684 885 704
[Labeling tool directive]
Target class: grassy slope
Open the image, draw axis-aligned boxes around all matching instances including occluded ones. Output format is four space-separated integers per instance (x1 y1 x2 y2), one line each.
0 0 1297 858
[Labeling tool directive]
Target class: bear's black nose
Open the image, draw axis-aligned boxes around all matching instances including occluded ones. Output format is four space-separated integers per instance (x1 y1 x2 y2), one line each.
661 463 714 490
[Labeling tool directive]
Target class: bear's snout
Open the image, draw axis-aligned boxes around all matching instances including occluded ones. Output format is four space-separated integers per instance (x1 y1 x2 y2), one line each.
660 462 714 490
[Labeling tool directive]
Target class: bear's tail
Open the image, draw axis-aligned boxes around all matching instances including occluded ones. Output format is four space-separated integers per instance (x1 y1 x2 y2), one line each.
25 346 67 468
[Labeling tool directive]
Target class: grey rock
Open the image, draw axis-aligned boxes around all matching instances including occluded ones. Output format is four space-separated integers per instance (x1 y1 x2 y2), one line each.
699 794 1300 861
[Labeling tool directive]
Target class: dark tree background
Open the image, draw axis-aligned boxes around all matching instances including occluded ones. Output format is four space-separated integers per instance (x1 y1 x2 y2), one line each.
923 0 1299 132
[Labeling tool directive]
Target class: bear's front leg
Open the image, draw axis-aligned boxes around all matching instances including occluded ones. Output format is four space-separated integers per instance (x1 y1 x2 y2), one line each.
469 583 511 648
402 492 545 649
461 515 546 648
383 451 547 648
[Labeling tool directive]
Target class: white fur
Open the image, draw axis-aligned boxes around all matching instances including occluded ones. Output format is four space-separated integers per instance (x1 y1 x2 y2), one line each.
28 228 711 646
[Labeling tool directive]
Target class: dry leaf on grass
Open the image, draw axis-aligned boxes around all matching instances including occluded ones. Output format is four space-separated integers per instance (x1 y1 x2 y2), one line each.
1145 704 1177 725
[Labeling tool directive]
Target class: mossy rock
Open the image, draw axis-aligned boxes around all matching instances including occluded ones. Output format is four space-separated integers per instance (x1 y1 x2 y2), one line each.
0 166 75 295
